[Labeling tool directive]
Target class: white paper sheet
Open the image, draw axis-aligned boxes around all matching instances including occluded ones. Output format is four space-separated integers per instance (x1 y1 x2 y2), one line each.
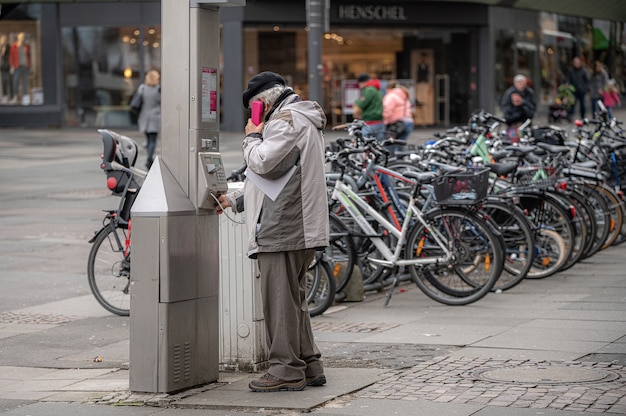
245 165 297 201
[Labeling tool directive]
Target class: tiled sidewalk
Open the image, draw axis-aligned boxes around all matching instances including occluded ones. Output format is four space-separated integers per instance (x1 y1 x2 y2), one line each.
358 355 626 414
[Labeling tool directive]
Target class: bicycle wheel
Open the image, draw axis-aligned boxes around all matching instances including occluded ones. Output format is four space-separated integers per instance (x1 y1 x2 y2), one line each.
306 253 336 317
548 191 587 270
87 225 131 316
559 188 596 265
481 198 535 291
613 192 626 246
527 228 567 279
327 213 357 293
514 192 576 271
405 208 504 305
574 182 611 258
594 184 624 249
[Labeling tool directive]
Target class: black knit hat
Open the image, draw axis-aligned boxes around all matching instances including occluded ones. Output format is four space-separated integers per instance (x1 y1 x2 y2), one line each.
242 71 286 108
357 73 371 83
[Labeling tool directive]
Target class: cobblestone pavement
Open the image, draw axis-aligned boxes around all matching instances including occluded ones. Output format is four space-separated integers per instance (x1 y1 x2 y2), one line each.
357 355 626 414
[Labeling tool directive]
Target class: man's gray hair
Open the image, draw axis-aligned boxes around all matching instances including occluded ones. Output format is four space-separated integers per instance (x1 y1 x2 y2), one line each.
251 85 287 107
513 74 527 84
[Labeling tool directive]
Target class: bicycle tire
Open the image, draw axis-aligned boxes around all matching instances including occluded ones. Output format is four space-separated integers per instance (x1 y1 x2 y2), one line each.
306 254 337 317
327 213 357 293
526 228 568 279
405 208 503 305
480 198 536 291
574 182 611 258
613 188 626 245
594 183 624 249
548 191 587 270
513 192 576 271
87 225 131 316
558 188 596 266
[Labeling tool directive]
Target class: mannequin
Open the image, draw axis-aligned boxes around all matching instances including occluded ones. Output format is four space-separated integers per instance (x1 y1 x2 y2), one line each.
0 34 12 101
9 32 31 103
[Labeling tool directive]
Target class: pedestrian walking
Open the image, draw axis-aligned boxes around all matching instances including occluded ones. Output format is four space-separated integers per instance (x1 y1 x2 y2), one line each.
383 81 413 154
565 56 590 119
216 71 329 393
590 61 609 116
353 73 385 141
136 69 161 169
601 79 621 119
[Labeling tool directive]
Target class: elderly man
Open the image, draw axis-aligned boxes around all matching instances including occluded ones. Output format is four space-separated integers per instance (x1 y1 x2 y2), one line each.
216 71 329 392
500 74 535 142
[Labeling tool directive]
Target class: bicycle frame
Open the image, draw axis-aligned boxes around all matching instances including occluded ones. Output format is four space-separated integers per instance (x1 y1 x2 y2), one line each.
370 163 417 228
331 177 453 269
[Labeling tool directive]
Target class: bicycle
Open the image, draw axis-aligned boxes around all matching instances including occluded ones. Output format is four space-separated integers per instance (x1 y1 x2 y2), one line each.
328 143 504 306
87 129 146 316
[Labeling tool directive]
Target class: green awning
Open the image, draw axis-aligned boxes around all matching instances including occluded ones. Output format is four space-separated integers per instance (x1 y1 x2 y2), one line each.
593 28 609 50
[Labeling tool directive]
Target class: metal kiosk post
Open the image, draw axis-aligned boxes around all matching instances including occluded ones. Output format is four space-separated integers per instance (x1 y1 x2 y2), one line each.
129 0 244 393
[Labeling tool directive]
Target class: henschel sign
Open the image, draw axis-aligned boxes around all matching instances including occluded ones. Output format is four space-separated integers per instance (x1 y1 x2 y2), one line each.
338 4 408 21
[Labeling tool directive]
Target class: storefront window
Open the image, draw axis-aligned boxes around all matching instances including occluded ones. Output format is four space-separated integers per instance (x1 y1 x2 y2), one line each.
61 25 161 127
494 28 540 109
321 28 404 122
540 29 575 104
0 21 43 106
245 25 474 126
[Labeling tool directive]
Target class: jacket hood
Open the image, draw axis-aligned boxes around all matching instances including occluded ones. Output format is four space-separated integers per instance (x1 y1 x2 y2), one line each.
278 94 327 130
364 79 381 90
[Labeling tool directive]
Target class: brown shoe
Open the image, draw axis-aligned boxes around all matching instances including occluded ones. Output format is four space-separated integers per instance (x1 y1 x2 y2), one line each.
306 374 326 386
249 373 305 392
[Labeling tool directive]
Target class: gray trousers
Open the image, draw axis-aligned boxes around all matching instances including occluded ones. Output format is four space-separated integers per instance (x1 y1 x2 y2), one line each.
257 249 324 381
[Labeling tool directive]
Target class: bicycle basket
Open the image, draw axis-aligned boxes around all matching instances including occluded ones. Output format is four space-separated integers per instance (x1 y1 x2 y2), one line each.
433 168 489 205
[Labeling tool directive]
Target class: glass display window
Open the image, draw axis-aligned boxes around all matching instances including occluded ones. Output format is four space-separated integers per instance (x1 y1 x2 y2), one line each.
0 20 42 106
61 25 161 127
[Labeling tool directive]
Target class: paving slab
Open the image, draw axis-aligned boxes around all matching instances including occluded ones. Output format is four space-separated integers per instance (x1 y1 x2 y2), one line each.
445 347 583 362
471 328 611 352
356 322 510 346
310 397 481 415
0 402 160 415
175 368 383 411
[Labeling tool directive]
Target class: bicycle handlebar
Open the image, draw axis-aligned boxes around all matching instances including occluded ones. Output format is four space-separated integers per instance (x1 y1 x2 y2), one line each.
331 119 366 131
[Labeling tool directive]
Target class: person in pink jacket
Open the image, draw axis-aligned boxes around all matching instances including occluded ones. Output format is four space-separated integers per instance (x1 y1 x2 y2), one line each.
382 81 413 154
601 80 621 119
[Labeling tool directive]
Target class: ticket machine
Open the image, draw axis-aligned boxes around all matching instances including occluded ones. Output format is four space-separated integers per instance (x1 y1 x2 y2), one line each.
129 0 243 393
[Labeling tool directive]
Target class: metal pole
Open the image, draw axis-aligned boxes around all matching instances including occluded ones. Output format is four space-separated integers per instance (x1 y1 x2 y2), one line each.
306 0 323 103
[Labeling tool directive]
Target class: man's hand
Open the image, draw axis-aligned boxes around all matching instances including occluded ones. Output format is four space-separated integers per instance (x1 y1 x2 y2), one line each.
245 119 264 136
511 92 523 106
215 194 231 215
